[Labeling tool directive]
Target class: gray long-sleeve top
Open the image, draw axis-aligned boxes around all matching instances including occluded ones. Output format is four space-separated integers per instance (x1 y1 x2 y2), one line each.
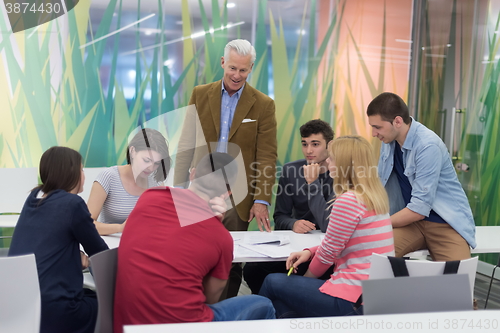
273 159 334 232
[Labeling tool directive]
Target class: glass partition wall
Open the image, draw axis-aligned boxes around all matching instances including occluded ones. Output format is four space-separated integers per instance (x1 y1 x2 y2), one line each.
410 0 500 265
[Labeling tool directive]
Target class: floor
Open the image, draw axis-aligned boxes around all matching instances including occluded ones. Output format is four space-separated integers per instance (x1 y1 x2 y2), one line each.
239 272 500 310
474 272 500 309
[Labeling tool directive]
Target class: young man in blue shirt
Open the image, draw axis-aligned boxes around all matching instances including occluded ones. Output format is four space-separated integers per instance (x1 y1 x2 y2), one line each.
367 92 475 260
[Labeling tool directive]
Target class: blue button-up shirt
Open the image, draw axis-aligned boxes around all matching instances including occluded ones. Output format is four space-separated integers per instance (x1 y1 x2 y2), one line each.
377 118 476 248
217 82 269 207
216 83 244 153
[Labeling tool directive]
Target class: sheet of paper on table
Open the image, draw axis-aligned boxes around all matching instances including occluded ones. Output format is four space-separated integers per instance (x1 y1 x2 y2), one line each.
233 244 268 258
238 243 296 258
244 233 290 246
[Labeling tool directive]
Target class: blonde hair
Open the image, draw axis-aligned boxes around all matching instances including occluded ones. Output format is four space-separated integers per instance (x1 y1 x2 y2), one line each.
328 135 389 215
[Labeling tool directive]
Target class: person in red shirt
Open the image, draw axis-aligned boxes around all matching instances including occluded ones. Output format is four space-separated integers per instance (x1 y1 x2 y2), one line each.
114 152 274 332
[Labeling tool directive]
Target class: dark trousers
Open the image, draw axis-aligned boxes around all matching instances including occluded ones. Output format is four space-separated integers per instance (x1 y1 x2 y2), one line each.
243 260 335 294
41 288 97 333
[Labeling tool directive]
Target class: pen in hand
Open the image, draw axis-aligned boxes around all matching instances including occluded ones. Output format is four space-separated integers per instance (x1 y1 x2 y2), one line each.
287 266 294 276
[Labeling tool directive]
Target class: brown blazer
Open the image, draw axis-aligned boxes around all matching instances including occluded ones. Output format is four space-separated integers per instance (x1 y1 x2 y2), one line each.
174 80 277 227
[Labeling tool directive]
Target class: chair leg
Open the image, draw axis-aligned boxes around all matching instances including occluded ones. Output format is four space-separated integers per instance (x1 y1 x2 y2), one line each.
484 265 499 309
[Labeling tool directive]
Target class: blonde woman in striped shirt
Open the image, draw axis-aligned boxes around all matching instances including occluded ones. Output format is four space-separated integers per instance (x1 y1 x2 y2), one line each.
259 135 394 317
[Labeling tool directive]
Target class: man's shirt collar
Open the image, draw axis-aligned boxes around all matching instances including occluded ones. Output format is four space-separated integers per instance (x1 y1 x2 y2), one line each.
401 117 417 150
221 80 245 98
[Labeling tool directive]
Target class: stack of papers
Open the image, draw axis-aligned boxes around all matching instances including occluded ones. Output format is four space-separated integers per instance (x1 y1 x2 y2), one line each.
233 245 268 258
235 233 294 259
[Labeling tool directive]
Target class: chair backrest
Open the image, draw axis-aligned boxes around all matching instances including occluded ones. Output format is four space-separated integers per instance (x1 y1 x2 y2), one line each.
369 253 478 298
0 254 41 333
362 273 472 315
90 248 118 333
362 254 478 315
0 168 39 213
79 167 108 203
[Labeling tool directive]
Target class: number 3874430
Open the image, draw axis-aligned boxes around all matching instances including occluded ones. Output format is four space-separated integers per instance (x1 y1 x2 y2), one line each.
5 2 62 14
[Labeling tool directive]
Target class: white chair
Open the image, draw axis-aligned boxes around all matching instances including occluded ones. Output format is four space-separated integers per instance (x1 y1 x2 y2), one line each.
362 254 478 315
0 253 41 333
79 167 108 203
0 167 38 214
90 248 118 333
369 253 478 299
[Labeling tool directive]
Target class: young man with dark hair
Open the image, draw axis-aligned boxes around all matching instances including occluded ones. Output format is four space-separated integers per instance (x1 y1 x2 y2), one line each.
243 119 335 294
367 92 475 260
114 153 274 332
275 119 334 232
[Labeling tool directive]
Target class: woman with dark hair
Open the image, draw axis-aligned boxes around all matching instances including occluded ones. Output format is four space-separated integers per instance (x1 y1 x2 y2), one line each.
9 146 108 333
87 128 171 235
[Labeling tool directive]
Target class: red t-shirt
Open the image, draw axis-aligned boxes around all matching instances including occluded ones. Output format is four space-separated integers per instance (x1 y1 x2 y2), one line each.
113 187 233 333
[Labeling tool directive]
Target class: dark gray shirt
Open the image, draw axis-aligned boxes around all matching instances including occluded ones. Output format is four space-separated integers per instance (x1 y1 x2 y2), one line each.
273 159 334 232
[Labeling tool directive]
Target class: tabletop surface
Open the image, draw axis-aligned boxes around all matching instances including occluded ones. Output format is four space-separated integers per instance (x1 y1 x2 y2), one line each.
101 230 322 262
100 226 500 261
0 215 19 228
4 213 500 256
123 310 500 333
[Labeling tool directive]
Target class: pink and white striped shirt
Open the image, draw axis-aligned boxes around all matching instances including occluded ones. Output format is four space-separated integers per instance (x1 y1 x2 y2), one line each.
308 191 394 303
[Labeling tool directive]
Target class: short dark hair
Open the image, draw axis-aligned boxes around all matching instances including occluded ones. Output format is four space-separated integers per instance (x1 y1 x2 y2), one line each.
366 92 411 124
126 128 171 182
39 146 82 194
299 119 334 143
192 152 238 197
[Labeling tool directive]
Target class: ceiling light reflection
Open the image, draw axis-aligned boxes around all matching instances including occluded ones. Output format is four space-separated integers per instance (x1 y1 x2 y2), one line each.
120 21 245 56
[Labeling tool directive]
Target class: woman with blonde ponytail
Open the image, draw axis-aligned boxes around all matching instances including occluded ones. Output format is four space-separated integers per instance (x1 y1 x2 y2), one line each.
259 135 394 318
328 135 389 215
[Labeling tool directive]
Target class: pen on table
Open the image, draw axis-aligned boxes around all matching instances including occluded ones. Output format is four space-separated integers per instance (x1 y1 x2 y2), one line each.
287 266 294 276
